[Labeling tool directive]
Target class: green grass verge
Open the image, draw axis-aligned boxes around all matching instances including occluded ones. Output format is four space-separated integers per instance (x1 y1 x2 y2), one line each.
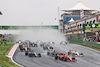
0 43 19 67
68 39 100 51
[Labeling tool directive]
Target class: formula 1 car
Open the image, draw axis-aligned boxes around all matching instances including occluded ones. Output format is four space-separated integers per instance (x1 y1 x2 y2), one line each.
19 40 38 47
68 50 84 57
40 43 44 47
25 40 31 45
55 53 76 62
47 49 57 56
43 44 53 50
25 50 41 57
32 42 38 47
16 40 22 44
19 45 31 52
36 40 43 44
48 41 55 44
36 40 44 47
60 41 67 45
25 40 37 47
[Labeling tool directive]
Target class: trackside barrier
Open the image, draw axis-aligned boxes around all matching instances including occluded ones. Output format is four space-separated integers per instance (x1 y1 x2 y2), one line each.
0 41 15 45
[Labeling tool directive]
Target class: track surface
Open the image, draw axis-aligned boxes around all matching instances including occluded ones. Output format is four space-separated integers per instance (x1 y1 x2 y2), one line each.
13 44 100 67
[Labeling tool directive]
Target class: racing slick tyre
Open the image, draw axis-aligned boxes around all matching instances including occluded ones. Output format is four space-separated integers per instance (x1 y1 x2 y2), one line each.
34 44 38 47
20 49 24 52
72 58 76 61
29 44 33 47
55 56 58 60
43 47 46 50
38 53 41 57
68 52 71 55
72 58 75 60
33 54 36 57
40 44 44 47
19 45 22 49
25 51 28 56
47 52 50 55
59 57 61 60
62 57 65 61
79 53 83 55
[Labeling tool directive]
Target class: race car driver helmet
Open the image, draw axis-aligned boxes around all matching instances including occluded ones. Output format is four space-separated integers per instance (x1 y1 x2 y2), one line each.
73 50 76 52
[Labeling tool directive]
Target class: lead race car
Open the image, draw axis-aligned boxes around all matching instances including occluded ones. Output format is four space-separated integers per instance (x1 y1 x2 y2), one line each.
60 41 67 45
25 50 41 57
43 44 53 50
16 40 22 44
48 41 55 45
55 53 76 62
25 40 38 47
47 49 57 56
68 50 84 57
19 44 31 52
36 40 44 47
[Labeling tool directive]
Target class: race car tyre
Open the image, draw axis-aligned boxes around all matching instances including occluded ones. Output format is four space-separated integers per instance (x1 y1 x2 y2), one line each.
20 49 24 52
29 44 33 47
33 44 38 47
47 52 50 55
50 47 53 50
72 58 75 60
79 53 83 55
25 52 28 56
33 54 36 57
68 52 71 55
55 56 58 60
52 53 55 56
59 57 61 60
43 47 46 50
38 53 41 57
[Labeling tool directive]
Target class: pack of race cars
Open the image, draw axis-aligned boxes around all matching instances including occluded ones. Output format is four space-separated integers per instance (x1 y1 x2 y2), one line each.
16 40 84 62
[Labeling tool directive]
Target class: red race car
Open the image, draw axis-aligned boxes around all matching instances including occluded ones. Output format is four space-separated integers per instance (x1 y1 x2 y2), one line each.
55 53 76 62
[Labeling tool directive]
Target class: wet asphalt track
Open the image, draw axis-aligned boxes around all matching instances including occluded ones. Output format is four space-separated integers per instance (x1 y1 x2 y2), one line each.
13 44 100 67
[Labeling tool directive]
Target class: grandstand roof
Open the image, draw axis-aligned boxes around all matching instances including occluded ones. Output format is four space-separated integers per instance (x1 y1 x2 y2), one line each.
63 1 96 11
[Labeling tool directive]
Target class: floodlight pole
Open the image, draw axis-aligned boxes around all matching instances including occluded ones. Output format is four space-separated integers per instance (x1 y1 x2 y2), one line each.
58 7 60 32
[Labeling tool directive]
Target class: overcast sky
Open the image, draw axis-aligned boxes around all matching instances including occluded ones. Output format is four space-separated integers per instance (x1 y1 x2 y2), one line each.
0 0 100 26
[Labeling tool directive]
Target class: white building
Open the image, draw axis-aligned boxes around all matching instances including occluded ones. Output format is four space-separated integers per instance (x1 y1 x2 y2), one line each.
64 12 100 38
59 1 98 33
